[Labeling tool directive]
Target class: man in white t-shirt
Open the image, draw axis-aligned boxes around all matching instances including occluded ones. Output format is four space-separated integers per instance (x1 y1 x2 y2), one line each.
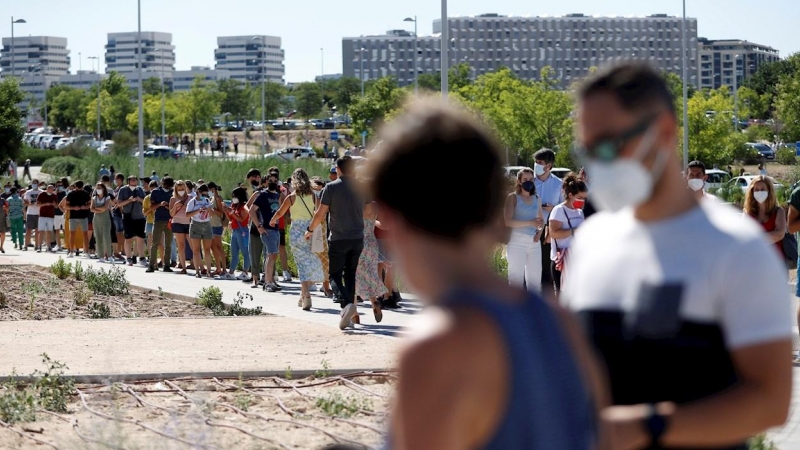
686 160 719 202
23 179 42 250
565 63 792 449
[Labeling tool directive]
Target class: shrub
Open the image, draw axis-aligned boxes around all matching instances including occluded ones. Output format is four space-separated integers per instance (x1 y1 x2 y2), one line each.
41 156 82 179
777 146 797 165
315 392 372 418
50 258 72 280
88 302 111 319
72 261 85 281
17 146 52 166
73 287 91 307
712 182 745 206
60 143 95 159
84 266 130 296
0 354 74 424
227 292 262 316
491 247 508 279
111 131 137 157
196 286 224 314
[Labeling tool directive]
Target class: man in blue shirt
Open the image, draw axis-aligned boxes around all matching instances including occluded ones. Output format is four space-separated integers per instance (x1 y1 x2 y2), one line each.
533 148 563 296
146 177 174 273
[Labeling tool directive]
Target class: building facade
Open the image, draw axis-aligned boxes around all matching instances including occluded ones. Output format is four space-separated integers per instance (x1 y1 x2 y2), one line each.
172 66 231 92
58 70 105 90
0 36 70 103
343 13 699 89
697 39 780 90
214 35 285 85
105 32 175 76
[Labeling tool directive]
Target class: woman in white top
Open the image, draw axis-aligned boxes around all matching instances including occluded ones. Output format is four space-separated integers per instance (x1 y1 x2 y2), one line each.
504 167 544 293
548 173 588 297
186 184 213 278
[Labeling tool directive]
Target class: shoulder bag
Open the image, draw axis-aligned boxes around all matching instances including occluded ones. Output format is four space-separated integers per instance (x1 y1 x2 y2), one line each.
299 195 325 253
553 210 574 272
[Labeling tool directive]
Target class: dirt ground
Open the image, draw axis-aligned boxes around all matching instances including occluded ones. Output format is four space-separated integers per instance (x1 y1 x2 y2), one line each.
0 374 393 449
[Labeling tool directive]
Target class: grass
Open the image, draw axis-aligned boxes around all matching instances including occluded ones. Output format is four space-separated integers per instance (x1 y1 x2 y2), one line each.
315 392 373 418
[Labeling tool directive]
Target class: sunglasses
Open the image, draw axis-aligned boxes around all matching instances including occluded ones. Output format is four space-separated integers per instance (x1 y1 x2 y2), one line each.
575 115 656 162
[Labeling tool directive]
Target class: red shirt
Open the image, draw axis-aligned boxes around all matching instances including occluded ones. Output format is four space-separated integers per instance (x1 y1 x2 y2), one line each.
227 204 248 230
37 192 58 218
759 209 784 257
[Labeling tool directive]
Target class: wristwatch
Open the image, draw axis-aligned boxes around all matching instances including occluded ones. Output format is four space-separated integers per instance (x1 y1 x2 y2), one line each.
306 227 313 233
644 404 668 448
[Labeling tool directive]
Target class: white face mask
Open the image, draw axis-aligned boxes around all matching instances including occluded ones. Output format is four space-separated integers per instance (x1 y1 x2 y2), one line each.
754 191 769 204
688 178 705 192
232 198 240 205
585 126 666 213
96 189 103 195
534 164 546 177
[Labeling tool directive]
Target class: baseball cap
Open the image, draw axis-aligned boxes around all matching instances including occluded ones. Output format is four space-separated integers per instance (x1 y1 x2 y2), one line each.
330 166 337 174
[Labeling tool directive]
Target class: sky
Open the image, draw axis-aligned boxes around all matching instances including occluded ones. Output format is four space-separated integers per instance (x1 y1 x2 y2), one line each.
5 0 799 82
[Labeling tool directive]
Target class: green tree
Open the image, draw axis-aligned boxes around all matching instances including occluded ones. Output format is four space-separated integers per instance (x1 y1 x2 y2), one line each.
49 86 89 131
349 77 407 138
101 71 129 97
334 77 362 114
126 94 163 134
736 86 771 120
0 78 25 163
107 92 136 132
417 72 441 91
776 69 800 141
85 91 113 136
294 82 323 120
449 63 474 92
681 87 747 166
218 79 250 121
664 71 696 106
142 77 164 97
173 77 221 142
253 82 287 120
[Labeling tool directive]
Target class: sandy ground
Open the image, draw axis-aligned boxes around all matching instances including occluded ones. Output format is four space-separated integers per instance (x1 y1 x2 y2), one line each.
0 375 393 449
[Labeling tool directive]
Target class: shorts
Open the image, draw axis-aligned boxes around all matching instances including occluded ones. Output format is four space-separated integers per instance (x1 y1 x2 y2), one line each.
260 228 280 255
123 217 147 239
69 218 89 231
53 215 65 231
145 222 154 235
112 215 125 234
377 238 391 263
279 228 286 246
189 221 213 240
212 226 224 237
26 215 39 230
38 216 54 231
171 222 190 234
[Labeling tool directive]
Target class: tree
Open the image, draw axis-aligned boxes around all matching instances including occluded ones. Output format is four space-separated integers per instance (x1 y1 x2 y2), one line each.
449 63 473 92
173 77 221 142
334 77 362 114
218 79 250 121
142 77 164 97
107 92 136 132
294 82 323 120
681 87 748 166
736 86 770 120
349 77 407 137
0 78 25 163
85 91 113 136
417 72 441 91
776 70 800 141
101 71 129 97
663 71 696 106
126 94 164 134
50 87 89 131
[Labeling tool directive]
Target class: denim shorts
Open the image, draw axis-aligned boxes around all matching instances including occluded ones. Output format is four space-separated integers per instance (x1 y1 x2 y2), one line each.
260 228 280 255
212 226 224 236
112 215 125 233
145 222 154 235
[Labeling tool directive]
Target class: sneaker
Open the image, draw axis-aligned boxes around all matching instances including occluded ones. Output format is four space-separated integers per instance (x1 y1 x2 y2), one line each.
36 248 42 253
339 304 357 330
163 266 174 273
145 267 156 273
127 258 134 266
138 258 148 267
282 271 292 282
98 258 107 263
67 252 74 258
89 254 99 259
266 283 279 292
241 277 253 283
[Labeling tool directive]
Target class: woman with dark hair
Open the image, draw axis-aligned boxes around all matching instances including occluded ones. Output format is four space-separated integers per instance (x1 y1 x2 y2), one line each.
548 173 588 296
310 177 334 297
91 182 114 262
169 180 191 274
366 101 602 450
504 167 544 293
226 186 252 281
744 175 785 257
270 168 324 310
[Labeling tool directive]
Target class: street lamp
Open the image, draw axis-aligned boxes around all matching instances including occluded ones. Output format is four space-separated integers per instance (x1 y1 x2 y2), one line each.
88 56 101 140
252 36 266 154
441 0 449 101
157 48 167 141
733 54 740 132
681 0 689 170
359 47 366 97
10 17 26 78
136 0 145 178
403 16 418 95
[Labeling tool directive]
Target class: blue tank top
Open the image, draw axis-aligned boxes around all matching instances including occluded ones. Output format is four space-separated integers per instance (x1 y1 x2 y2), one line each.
513 194 540 236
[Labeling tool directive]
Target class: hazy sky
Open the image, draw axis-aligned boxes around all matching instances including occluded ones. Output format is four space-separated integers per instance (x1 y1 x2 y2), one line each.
6 0 798 82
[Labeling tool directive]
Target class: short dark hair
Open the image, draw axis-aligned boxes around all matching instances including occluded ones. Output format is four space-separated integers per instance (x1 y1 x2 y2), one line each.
578 63 676 117
562 173 588 197
75 180 84 189
267 166 279 177
337 156 355 175
115 173 125 180
162 176 174 188
246 168 261 179
197 184 209 193
368 101 505 241
10 188 17 195
688 160 706 174
148 180 158 188
101 175 110 183
533 149 556 165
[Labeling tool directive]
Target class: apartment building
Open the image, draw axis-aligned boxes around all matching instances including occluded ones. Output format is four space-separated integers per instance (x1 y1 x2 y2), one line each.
214 35 285 85
343 13 699 89
105 31 175 76
0 36 70 103
697 38 780 90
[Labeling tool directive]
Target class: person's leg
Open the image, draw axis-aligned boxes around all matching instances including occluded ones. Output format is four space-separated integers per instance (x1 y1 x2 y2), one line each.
11 218 23 248
343 239 364 306
136 236 145 261
95 216 110 259
241 233 251 275
190 238 202 275
328 240 347 303
202 238 213 274
525 242 543 294
175 233 187 270
36 218 44 250
541 241 554 293
279 229 290 280
149 222 164 269
506 237 526 288
249 234 263 285
82 229 90 255
229 231 242 274
162 227 172 270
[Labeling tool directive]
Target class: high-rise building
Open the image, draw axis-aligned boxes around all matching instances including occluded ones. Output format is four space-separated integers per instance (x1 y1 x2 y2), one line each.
343 13 699 89
105 31 175 76
0 36 70 103
173 66 231 92
215 35 285 85
697 39 780 90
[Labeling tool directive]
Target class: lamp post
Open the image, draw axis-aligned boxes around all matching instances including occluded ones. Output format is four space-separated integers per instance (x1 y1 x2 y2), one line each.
733 54 740 132
158 48 167 141
88 56 101 140
10 17 26 78
136 0 145 178
681 0 689 170
360 47 366 97
404 16 418 95
441 0 449 101
252 36 266 155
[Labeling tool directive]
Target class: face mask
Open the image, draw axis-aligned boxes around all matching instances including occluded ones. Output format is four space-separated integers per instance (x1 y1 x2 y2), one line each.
31 184 38 190
688 178 705 192
585 126 666 213
250 180 259 188
572 199 586 209
521 181 535 193
268 182 278 192
96 189 103 195
57 187 64 192
4 188 9 194
177 190 185 197
232 198 240 205
754 191 769 204
192 188 196 194
534 164 546 177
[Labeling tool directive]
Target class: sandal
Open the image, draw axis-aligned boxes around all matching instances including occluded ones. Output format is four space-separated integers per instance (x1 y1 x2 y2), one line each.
371 300 383 323
179 269 188 275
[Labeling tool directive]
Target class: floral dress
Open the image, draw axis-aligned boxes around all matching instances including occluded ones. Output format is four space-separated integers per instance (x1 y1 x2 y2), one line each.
356 219 385 300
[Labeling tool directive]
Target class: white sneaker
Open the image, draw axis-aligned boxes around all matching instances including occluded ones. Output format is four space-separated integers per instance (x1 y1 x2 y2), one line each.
235 273 248 281
339 304 356 330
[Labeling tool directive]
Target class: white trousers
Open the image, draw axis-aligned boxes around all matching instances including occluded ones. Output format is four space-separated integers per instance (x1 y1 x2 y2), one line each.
507 232 542 294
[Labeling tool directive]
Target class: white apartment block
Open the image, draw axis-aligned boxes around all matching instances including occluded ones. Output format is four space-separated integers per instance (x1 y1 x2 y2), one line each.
173 66 231 92
105 31 175 76
215 35 285 85
58 70 105 90
697 39 780 90
343 13 699 89
1 36 70 104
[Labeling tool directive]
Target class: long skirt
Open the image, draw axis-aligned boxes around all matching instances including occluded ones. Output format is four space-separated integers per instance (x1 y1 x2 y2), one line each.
290 219 324 282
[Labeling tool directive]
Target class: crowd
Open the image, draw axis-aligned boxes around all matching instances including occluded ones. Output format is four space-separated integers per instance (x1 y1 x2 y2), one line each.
0 157 401 328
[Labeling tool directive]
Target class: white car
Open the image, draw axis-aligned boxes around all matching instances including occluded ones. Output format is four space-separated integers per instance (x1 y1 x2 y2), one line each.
264 146 317 161
54 137 74 149
97 140 115 155
703 169 732 191
727 175 783 193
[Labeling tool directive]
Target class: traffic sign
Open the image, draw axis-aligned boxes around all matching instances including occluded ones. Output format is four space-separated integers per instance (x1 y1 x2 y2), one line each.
361 131 368 137
331 131 339 141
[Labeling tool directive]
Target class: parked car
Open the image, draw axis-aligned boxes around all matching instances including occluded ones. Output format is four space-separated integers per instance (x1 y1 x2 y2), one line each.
54 137 75 149
704 169 732 191
746 142 775 160
726 175 783 193
143 145 186 159
264 146 317 161
33 134 52 148
47 135 65 149
504 166 528 178
551 167 572 179
97 140 115 155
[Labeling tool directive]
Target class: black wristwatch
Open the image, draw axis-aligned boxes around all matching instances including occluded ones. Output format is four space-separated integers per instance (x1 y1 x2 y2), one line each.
306 227 313 233
644 404 668 448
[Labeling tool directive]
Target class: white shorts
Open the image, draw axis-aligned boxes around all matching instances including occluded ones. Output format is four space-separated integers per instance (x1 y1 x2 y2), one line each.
38 217 54 231
53 215 65 231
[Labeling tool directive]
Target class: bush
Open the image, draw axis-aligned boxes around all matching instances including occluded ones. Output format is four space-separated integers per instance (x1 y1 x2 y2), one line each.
0 354 74 424
50 258 72 280
111 131 136 157
41 156 82 179
196 286 224 313
72 261 85 281
712 182 745 206
60 143 95 159
84 266 130 296
777 146 797 165
88 302 111 319
492 247 508 279
196 288 262 316
17 146 52 166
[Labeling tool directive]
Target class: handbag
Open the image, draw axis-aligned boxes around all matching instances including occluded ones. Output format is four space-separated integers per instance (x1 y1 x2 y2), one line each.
298 195 325 253
783 232 798 270
553 212 574 272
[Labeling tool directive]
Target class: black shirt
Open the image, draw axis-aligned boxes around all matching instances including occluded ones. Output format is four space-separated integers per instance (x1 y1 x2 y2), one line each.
66 189 91 219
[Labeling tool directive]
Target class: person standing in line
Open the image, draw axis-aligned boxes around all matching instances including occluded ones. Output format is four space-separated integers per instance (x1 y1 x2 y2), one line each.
109 165 116 181
35 183 59 253
329 166 338 182
169 181 191 274
233 135 239 154
355 201 385 323
743 176 786 257
374 215 401 308
310 177 333 298
83 183 97 258
99 164 110 179
8 159 17 181
146 177 174 273
368 101 603 450
22 159 31 182
117 176 148 267
249 173 283 292
566 63 791 449
270 168 324 310
111 173 126 261
7 188 24 250
151 171 160 183
269 167 292 283
225 187 252 281
64 180 91 258
208 182 230 279
142 180 163 268
90 182 114 263
0 192 8 253
531 149 564 296
686 161 719 201
186 184 214 278
504 167 544 293
245 171 265 286
547 174 588 296
22 179 42 250
305 156 365 330
758 163 767 176
52 179 68 251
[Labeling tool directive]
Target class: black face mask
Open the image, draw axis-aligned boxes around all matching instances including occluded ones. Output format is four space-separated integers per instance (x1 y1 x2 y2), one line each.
268 182 278 192
250 180 259 188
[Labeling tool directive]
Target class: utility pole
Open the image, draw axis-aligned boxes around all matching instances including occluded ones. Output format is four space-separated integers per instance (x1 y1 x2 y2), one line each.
441 0 449 101
137 0 145 178
681 0 689 170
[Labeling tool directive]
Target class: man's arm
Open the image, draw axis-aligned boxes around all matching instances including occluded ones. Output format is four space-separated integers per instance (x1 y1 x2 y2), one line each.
788 206 800 234
304 204 330 239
